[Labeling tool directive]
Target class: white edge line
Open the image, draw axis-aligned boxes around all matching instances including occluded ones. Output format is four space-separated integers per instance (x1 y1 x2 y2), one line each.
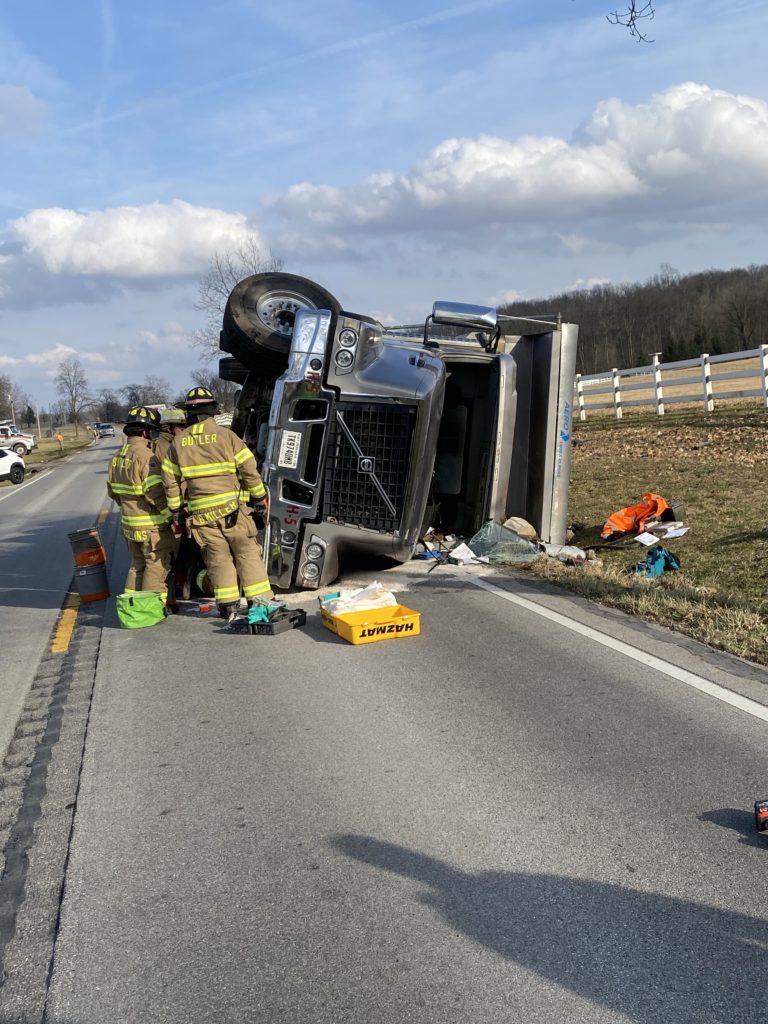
0 469 52 504
463 573 768 725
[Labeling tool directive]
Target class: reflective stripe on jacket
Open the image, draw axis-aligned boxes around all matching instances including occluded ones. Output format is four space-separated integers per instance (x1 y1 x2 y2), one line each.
107 437 171 541
161 417 266 524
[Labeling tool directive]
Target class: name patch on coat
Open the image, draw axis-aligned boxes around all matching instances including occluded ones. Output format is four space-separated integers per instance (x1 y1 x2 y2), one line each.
181 433 217 447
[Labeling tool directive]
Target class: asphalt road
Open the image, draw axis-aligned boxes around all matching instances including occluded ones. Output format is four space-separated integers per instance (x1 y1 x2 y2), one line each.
0 437 118 762
35 540 768 1023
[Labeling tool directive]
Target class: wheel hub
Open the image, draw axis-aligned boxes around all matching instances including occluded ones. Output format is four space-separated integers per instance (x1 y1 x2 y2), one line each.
252 291 317 337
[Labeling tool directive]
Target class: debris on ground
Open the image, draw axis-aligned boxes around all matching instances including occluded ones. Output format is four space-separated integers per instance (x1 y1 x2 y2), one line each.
447 542 487 565
539 543 587 565
468 521 540 562
601 492 673 541
634 531 660 547
633 546 681 578
502 516 538 542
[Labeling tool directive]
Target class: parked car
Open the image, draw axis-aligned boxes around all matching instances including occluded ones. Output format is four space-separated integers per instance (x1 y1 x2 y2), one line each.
0 425 37 456
97 423 116 437
0 447 25 485
219 273 578 590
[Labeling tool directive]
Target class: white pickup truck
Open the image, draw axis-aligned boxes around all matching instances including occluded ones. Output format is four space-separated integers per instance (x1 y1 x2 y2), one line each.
0 424 37 456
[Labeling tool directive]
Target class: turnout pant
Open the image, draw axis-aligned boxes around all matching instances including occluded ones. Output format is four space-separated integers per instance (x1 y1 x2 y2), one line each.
191 507 273 607
124 527 175 596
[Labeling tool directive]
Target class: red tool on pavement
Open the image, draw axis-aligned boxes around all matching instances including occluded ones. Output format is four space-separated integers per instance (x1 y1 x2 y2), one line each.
754 800 768 832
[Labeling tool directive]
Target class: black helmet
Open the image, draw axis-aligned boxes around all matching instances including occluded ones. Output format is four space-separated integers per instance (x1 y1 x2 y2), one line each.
183 386 217 409
125 406 160 431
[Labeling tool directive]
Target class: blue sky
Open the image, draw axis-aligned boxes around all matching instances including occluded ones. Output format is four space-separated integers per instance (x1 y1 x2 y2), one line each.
2 0 768 405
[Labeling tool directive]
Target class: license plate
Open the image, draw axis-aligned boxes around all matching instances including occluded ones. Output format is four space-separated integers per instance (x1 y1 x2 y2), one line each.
277 429 302 469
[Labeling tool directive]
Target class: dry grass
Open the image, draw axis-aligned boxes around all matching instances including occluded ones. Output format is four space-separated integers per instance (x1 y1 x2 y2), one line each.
26 431 94 465
525 405 768 664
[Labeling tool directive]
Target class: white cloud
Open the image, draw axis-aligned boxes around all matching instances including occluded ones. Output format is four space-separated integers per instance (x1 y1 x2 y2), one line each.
137 321 190 351
488 288 523 306
0 342 106 370
568 277 611 291
269 83 768 235
9 200 259 278
0 84 48 136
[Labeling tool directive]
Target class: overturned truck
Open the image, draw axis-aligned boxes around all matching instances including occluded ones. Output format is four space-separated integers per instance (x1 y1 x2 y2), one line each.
219 273 578 590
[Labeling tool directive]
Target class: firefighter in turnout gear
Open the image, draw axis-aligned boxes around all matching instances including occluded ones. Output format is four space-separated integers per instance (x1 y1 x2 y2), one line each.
154 406 187 464
161 387 273 617
107 407 175 597
154 406 192 608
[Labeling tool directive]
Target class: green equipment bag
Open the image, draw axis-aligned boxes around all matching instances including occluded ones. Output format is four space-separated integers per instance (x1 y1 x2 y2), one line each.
116 591 166 629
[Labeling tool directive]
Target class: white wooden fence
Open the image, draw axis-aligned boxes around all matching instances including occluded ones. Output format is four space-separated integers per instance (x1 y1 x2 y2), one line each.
574 345 768 420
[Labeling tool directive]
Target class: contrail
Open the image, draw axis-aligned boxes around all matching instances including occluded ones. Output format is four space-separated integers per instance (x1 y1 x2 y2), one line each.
62 0 513 135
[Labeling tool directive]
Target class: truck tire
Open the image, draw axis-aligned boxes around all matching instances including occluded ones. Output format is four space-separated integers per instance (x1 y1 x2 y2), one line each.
218 356 249 385
11 443 27 456
221 273 342 368
10 464 24 484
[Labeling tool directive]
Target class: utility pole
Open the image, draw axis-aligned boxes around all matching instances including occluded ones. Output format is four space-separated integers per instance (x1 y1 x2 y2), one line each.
7 391 14 426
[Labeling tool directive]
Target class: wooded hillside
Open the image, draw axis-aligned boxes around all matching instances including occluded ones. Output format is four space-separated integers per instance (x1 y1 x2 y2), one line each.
501 264 768 375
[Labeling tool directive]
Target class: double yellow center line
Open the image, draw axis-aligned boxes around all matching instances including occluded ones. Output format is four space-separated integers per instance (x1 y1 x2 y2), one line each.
51 592 80 653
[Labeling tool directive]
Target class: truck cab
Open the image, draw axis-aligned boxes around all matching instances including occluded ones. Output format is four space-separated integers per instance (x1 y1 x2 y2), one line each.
0 424 37 457
219 274 577 590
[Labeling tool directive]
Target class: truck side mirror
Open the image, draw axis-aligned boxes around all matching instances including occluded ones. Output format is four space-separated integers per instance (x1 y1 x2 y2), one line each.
431 301 497 331
425 301 499 351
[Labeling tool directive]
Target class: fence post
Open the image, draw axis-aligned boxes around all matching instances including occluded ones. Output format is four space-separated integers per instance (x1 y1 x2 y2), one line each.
612 368 622 420
700 353 714 413
575 374 586 421
761 345 768 409
652 353 665 417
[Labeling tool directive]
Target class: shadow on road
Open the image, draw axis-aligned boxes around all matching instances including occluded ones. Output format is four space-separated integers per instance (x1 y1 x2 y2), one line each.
332 833 768 1023
699 806 768 849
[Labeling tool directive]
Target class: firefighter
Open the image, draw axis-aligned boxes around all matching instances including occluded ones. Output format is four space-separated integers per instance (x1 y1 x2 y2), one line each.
154 406 191 610
107 407 175 597
161 386 273 618
154 407 187 464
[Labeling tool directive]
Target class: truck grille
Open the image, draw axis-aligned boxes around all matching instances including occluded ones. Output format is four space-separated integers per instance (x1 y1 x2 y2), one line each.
323 402 416 532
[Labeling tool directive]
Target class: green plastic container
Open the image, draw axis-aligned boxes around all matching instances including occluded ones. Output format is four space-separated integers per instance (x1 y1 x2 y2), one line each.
116 591 166 629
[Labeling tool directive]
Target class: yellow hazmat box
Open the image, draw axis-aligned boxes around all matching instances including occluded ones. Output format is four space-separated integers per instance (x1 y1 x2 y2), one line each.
320 603 421 645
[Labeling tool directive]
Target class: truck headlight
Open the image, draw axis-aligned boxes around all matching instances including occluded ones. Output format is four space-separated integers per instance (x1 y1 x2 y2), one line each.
335 349 354 369
305 542 324 560
338 329 357 348
301 562 320 580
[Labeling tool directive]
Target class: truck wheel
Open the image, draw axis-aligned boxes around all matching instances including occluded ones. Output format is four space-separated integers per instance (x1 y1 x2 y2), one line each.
12 443 26 456
221 273 342 368
10 464 24 484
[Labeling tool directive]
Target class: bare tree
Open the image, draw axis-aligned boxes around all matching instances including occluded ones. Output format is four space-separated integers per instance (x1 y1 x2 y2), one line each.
0 372 13 420
140 375 172 405
54 357 91 436
607 1 656 41
193 237 282 362
120 376 172 407
97 388 124 422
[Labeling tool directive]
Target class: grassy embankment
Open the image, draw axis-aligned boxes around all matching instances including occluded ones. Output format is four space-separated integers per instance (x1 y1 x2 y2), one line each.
525 404 768 665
